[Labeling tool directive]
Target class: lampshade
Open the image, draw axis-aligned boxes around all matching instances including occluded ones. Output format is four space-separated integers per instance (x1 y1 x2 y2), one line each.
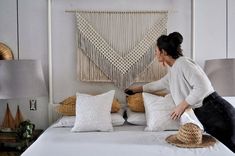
0 60 48 99
204 58 235 96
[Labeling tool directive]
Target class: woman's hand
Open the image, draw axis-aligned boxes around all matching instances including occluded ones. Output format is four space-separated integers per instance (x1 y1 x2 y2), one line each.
170 100 189 120
124 86 143 95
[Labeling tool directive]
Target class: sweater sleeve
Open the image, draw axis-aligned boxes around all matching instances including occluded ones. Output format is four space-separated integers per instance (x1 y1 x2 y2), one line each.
143 72 170 92
182 60 214 106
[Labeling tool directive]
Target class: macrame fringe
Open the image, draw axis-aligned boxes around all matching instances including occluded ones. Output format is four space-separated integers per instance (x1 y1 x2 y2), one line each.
76 11 168 89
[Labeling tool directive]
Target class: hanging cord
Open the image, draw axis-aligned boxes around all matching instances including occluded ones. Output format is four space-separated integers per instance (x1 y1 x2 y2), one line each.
16 0 20 60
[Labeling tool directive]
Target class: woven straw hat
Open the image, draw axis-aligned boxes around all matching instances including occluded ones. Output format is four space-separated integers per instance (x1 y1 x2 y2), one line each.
0 42 14 60
166 123 216 148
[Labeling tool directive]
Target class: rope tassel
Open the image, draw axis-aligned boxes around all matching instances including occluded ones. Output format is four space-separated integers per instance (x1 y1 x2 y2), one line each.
76 11 168 89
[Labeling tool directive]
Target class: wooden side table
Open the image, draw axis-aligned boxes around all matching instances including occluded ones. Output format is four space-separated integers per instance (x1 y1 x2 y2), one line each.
0 129 43 156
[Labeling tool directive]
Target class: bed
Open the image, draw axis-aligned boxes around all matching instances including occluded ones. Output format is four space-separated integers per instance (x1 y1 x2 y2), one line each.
22 92 235 156
21 124 234 156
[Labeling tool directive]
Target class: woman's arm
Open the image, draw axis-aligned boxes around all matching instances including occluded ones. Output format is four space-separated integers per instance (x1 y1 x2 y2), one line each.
124 85 143 95
171 100 189 120
182 59 214 108
143 72 170 92
125 72 170 95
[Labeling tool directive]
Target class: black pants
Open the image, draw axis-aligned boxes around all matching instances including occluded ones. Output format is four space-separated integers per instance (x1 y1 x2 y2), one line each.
194 92 235 153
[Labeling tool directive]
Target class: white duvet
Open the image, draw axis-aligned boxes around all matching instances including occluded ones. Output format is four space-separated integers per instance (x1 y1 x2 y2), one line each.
22 124 234 156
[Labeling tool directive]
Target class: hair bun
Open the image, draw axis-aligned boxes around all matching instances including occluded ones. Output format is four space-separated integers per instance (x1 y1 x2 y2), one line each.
168 32 183 45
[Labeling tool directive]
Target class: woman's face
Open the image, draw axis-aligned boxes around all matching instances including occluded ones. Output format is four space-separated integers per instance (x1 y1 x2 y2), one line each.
155 47 164 63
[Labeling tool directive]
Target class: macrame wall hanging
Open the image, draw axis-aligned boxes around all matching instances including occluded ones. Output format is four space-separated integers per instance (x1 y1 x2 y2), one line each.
76 11 168 89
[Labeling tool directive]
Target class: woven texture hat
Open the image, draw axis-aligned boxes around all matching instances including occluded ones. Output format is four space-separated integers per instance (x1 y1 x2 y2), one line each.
166 123 216 148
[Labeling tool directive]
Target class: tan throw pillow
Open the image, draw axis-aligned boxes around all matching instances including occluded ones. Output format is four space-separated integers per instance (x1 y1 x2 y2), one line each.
127 91 168 113
56 95 120 115
153 91 168 97
111 98 121 113
127 93 145 112
60 96 76 105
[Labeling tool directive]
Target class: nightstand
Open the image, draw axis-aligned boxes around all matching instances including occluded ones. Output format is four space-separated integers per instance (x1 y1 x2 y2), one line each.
0 129 43 156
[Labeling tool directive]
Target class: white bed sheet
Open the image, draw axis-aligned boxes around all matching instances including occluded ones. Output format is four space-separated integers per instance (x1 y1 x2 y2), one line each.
22 124 234 156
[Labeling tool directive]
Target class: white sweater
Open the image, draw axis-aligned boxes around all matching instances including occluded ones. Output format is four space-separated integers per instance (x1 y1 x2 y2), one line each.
143 56 214 108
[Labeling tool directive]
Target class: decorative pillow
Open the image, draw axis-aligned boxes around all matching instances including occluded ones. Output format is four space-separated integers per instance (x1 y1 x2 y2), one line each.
60 95 76 105
56 101 75 116
127 93 145 112
112 98 121 113
71 90 115 132
53 109 125 128
126 108 146 125
56 95 121 115
143 93 180 131
222 96 235 108
52 116 75 128
127 92 167 113
111 109 125 126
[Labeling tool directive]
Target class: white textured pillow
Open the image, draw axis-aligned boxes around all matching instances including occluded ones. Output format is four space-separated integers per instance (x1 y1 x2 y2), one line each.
222 97 235 108
52 110 125 128
71 90 115 132
143 93 180 131
126 108 146 125
111 109 125 126
52 116 75 128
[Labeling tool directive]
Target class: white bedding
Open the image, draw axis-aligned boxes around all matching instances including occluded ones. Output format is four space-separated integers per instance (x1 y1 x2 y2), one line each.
22 124 234 156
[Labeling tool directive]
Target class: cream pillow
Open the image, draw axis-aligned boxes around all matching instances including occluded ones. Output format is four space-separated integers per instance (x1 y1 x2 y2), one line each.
222 96 235 108
126 108 146 125
71 90 115 132
143 93 180 131
111 109 125 126
53 109 125 128
52 116 75 128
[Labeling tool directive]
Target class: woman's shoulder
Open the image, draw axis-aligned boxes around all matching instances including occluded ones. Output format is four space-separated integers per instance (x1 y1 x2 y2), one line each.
175 56 201 72
177 56 196 66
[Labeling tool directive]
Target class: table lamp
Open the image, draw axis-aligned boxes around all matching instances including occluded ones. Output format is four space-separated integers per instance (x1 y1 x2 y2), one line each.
204 58 235 96
0 60 48 129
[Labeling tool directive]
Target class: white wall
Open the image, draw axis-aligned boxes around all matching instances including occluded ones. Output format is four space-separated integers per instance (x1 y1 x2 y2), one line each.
194 0 226 67
0 0 18 58
195 0 235 67
228 0 235 58
1 0 234 129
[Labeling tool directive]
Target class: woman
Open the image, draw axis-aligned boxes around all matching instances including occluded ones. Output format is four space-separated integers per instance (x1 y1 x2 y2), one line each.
125 32 235 152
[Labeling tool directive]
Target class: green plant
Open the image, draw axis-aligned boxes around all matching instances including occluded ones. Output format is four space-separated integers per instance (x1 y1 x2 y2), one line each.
17 120 35 140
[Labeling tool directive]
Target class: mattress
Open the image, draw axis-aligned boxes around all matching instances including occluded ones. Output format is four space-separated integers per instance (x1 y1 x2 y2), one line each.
22 124 234 156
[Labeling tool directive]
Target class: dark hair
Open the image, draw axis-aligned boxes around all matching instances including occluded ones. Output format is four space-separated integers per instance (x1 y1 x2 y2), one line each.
156 32 183 59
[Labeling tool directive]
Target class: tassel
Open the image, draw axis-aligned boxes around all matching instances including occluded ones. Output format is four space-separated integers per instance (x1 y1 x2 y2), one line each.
76 11 168 89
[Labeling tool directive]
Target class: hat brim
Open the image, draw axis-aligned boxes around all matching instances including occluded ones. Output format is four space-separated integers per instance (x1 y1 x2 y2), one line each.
166 134 216 148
